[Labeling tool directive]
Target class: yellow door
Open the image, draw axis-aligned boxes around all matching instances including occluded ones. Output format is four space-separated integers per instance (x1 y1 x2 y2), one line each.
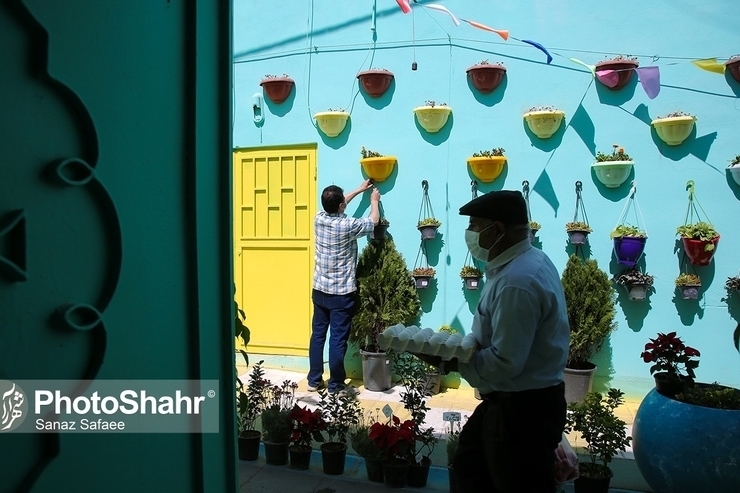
233 144 317 356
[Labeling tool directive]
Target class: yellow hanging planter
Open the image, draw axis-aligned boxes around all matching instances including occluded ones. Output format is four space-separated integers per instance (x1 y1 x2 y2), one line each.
523 109 565 139
360 156 397 182
651 114 696 146
413 105 452 133
314 111 350 137
467 156 507 183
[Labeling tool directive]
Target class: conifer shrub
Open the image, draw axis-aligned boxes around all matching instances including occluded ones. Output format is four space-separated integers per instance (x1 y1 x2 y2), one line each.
351 239 421 352
561 255 617 368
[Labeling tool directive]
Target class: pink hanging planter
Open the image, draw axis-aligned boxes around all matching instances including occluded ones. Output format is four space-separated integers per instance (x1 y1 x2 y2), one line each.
466 62 506 93
726 56 740 84
595 58 639 90
260 76 294 104
357 69 394 98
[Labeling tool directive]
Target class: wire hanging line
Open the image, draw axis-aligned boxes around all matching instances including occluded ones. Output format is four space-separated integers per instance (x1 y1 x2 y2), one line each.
614 181 647 235
572 181 590 226
683 180 712 226
417 180 436 222
522 180 532 222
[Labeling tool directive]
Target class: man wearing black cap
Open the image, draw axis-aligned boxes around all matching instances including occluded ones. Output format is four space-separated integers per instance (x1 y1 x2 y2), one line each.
417 190 569 492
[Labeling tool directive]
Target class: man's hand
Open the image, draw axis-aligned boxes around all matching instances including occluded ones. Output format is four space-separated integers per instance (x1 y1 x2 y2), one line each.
358 179 374 192
371 188 380 203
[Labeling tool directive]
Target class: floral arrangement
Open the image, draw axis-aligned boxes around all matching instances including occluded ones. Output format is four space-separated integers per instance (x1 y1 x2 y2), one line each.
595 144 632 162
610 224 646 239
459 265 483 278
288 405 325 448
614 269 654 287
417 217 441 228
675 273 701 287
412 267 436 277
236 361 270 433
640 332 700 381
565 221 592 232
369 415 415 460
472 147 505 158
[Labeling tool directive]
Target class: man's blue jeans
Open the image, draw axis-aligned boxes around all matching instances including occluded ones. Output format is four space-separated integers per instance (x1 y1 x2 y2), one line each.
308 289 356 393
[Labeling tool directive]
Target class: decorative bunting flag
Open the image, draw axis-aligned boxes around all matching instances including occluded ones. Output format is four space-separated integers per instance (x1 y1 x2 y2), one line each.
459 18 509 40
424 4 461 26
595 69 620 88
636 66 661 99
521 40 552 64
692 58 726 74
395 0 411 14
569 58 596 76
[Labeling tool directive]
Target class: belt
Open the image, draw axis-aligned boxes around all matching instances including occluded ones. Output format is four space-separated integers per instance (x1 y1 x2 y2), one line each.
480 382 564 403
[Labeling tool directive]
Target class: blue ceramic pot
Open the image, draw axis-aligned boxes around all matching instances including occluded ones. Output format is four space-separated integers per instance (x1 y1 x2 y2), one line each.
632 387 740 493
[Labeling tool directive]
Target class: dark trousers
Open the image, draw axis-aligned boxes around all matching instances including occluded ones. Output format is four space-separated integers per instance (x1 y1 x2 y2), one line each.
452 382 566 493
307 289 356 393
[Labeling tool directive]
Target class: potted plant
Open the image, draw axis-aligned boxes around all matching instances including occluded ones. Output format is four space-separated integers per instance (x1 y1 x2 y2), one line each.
369 414 416 488
726 54 740 83
592 144 634 188
372 217 390 240
413 100 452 133
610 224 648 267
640 331 700 398
236 360 269 461
632 341 740 493
417 217 441 240
287 404 324 470
565 221 592 245
675 272 702 300
260 379 298 465
467 147 506 183
349 415 384 482
459 265 483 290
651 111 696 146
528 221 541 243
351 239 421 390
726 273 740 294
561 255 617 403
411 267 436 289
466 60 506 93
614 269 654 301
523 105 565 139
317 390 362 475
676 221 719 266
313 108 350 137
728 154 740 186
595 55 639 90
360 146 396 182
445 417 463 492
357 68 394 98
564 388 632 493
259 74 294 104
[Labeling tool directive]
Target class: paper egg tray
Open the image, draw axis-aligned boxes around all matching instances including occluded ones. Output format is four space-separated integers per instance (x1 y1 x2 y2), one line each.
377 324 477 362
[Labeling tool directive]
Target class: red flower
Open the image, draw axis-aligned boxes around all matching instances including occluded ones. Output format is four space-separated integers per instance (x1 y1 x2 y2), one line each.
640 332 700 380
369 415 415 460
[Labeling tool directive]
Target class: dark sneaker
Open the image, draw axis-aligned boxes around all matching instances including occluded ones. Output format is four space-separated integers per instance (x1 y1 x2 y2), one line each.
307 380 326 392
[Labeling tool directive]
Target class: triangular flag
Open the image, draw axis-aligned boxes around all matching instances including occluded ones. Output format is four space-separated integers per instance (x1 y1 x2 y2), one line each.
692 58 726 74
569 58 596 77
460 19 508 40
424 4 460 26
636 67 660 99
595 69 620 88
521 40 552 64
395 0 411 14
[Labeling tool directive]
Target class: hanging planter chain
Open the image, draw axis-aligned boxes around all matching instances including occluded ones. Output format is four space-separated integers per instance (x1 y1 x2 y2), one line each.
417 180 436 222
413 240 431 270
683 180 711 226
573 181 590 226
471 180 478 200
522 180 532 222
615 182 647 235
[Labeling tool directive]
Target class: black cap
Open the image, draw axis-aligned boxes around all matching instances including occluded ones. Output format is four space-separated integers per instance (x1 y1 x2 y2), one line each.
458 190 528 224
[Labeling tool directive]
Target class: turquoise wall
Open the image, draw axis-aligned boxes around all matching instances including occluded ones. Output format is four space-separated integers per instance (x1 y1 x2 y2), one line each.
234 0 740 397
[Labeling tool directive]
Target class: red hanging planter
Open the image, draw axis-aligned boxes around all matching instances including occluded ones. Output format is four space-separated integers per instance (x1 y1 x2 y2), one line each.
681 236 720 266
726 56 740 84
357 69 394 98
595 58 639 90
466 62 506 94
260 76 294 104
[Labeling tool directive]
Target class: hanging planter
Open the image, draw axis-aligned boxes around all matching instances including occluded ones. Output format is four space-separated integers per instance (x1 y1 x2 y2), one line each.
357 69 394 98
522 181 540 243
565 222 592 245
676 181 719 266
614 269 654 301
314 109 350 137
528 221 540 243
413 101 452 133
460 265 483 290
466 60 506 94
467 148 506 183
523 106 565 139
726 55 740 83
412 267 435 289
728 155 740 186
260 74 294 104
359 146 396 182
372 218 389 240
675 273 701 300
416 180 440 240
595 56 639 90
611 226 648 267
592 144 634 188
651 111 696 146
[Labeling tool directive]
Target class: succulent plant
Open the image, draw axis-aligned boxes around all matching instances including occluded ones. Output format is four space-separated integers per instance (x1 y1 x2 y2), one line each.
412 267 436 277
565 221 592 233
360 146 383 158
417 218 441 228
459 265 483 278
472 147 505 158
675 273 701 287
610 224 647 239
529 221 541 231
614 269 654 287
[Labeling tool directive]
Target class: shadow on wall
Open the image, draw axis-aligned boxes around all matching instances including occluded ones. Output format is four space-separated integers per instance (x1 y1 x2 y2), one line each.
467 74 507 107
418 278 437 313
318 118 351 150
359 77 395 110
569 103 595 156
565 240 592 261
463 282 482 315
415 114 453 145
591 338 616 396
726 170 740 201
615 285 652 333
532 169 561 217
522 117 566 153
595 74 638 107
423 234 444 266
264 87 295 117
591 167 634 202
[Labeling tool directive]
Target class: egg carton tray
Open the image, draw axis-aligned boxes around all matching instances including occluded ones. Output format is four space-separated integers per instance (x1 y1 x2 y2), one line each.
377 324 478 362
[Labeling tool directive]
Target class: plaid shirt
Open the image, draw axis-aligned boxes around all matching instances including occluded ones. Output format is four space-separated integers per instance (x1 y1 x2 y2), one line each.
313 211 375 295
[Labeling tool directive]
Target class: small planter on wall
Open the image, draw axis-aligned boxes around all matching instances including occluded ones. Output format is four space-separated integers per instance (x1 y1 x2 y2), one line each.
676 274 702 300
592 160 634 188
460 266 483 290
467 148 506 183
595 57 639 90
466 61 506 93
614 269 654 302
260 75 294 104
360 156 396 182
726 56 740 83
728 156 740 186
412 268 435 289
314 110 350 137
565 222 591 245
413 102 452 133
417 219 440 240
357 69 394 98
651 112 696 146
523 107 565 139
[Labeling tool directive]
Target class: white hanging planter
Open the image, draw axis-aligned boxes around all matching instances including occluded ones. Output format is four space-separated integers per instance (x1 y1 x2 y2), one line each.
592 160 634 188
729 165 740 186
413 105 452 133
314 111 350 137
523 109 565 139
651 115 696 146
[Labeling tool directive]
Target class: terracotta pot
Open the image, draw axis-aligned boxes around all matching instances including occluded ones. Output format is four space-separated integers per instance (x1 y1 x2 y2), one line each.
466 63 506 93
595 59 638 90
260 77 294 104
357 69 394 97
726 56 740 83
681 235 719 266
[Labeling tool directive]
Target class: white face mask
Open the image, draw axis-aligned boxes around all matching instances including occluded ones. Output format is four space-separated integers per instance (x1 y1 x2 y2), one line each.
465 223 503 262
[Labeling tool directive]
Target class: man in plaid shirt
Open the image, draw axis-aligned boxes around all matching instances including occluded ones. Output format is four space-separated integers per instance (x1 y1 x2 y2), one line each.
307 179 381 394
